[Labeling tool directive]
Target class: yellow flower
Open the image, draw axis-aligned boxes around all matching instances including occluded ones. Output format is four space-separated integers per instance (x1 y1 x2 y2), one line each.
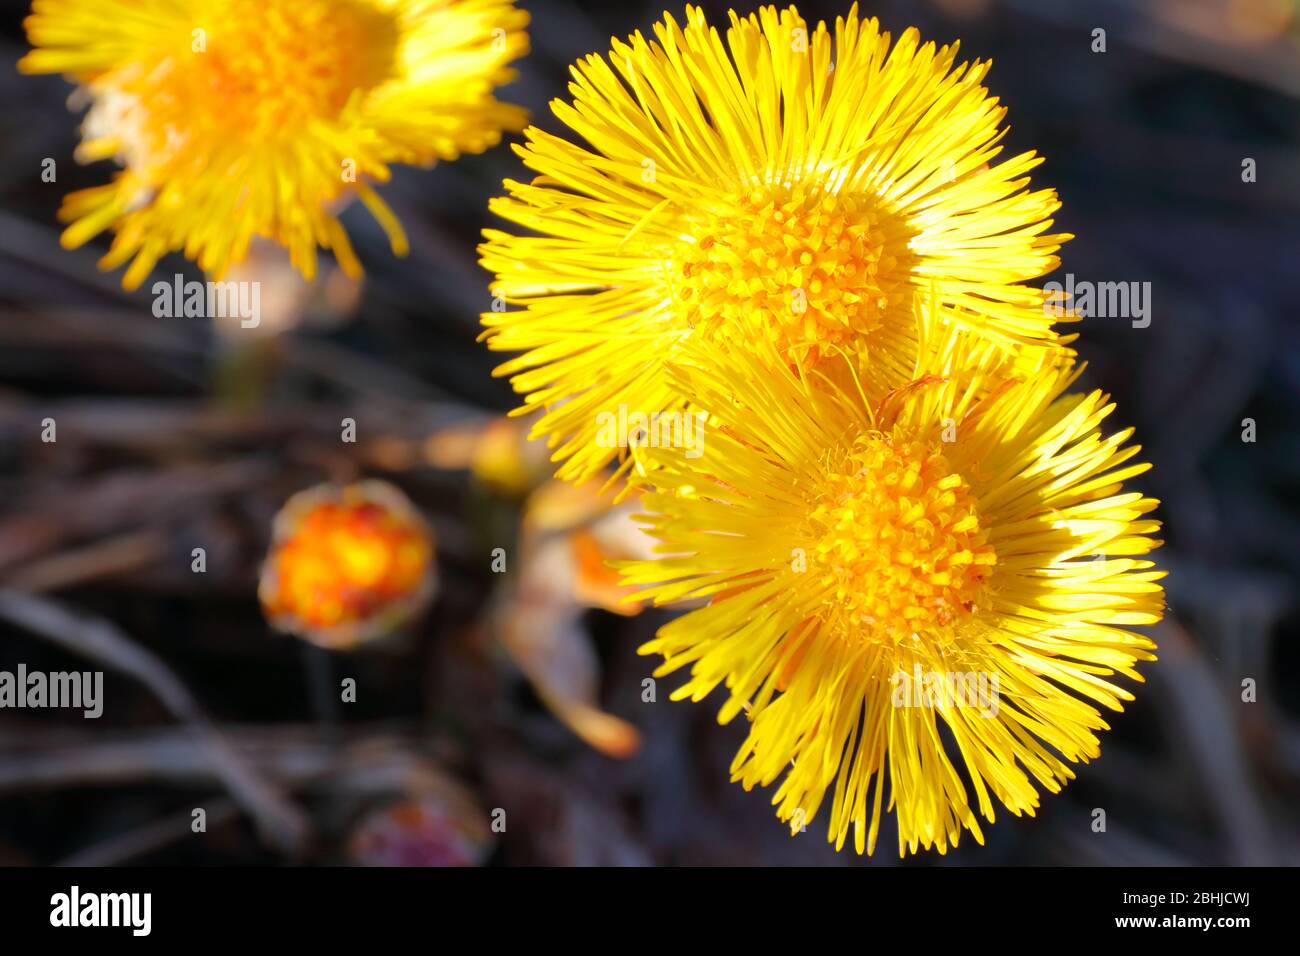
620 332 1164 855
481 4 1069 484
20 0 529 289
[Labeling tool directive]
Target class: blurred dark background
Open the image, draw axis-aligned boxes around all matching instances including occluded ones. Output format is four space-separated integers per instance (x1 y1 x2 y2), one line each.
0 0 1297 865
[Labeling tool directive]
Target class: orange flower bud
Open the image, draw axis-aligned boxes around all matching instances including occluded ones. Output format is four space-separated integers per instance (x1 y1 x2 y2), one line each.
259 480 435 649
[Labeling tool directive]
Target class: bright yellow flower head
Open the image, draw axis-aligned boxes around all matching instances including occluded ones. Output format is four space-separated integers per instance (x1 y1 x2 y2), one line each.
481 4 1069 484
20 0 529 289
620 332 1165 856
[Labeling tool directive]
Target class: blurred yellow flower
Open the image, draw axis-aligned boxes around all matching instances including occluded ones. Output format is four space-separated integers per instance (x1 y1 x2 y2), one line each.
20 0 529 288
259 480 435 649
481 4 1068 484
494 477 655 759
620 335 1165 855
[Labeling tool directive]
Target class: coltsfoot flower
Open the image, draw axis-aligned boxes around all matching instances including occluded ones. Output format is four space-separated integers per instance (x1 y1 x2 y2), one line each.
347 794 492 867
259 480 436 649
20 0 529 288
481 4 1069 483
620 336 1165 855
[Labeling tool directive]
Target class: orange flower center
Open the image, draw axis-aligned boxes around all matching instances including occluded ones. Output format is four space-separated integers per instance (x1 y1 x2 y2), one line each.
89 0 399 172
669 183 914 365
805 434 995 643
263 500 431 635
